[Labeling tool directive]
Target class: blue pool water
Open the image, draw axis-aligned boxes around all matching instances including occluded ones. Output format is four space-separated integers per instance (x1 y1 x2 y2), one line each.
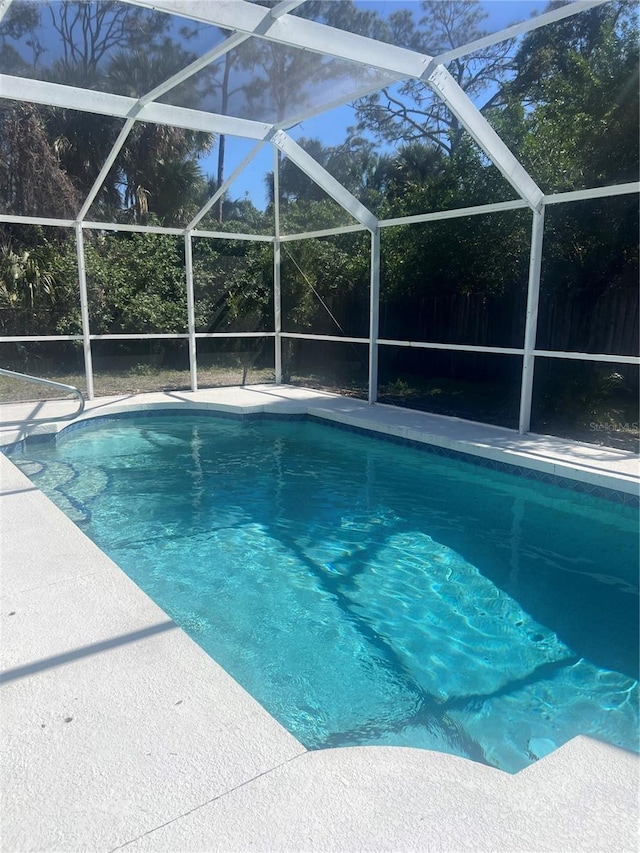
9 414 639 773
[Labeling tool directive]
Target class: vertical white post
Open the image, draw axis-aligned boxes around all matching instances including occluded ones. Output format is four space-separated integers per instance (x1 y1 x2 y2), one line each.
184 232 197 392
368 227 381 404
273 146 282 384
518 206 545 434
74 223 94 400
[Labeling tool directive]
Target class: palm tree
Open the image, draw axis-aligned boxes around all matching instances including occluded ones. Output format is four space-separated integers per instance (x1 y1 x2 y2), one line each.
105 48 215 225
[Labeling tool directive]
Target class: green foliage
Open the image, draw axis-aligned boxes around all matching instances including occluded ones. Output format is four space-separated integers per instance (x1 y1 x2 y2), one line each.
381 208 529 302
498 0 639 191
1 1 215 226
280 198 357 233
192 238 273 333
281 232 370 336
541 196 638 300
0 104 82 218
0 0 637 426
0 226 79 336
199 201 274 237
84 232 188 334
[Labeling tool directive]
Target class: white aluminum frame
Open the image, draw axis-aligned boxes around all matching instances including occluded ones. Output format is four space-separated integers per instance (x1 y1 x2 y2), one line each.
270 131 378 231
0 0 637 436
368 228 381 405
74 224 94 400
434 1 609 65
273 147 283 384
184 234 197 391
519 209 545 433
0 0 14 25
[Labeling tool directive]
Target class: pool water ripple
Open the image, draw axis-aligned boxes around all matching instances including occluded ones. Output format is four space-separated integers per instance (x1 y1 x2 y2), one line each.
9 414 639 773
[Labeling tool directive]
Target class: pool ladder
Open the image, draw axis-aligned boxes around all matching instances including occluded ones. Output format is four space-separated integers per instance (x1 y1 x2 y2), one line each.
0 367 85 426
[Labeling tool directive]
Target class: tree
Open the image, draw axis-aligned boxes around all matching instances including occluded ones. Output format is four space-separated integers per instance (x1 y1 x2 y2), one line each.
0 103 81 218
353 0 514 155
84 232 188 335
46 1 169 79
0 1 42 74
488 0 639 305
192 237 273 335
208 0 387 224
0 226 80 338
0 239 55 319
1 2 217 226
497 0 639 192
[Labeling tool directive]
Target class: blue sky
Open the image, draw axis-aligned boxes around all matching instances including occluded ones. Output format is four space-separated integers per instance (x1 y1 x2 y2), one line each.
223 0 548 209
6 0 549 214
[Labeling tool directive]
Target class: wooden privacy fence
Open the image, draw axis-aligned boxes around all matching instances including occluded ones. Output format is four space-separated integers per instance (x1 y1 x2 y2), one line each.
319 286 639 357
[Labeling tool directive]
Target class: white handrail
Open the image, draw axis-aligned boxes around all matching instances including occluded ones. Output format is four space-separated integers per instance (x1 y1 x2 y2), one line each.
0 368 85 425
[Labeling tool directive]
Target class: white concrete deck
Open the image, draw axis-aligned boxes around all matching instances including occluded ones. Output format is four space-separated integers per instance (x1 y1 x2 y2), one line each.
1 386 639 852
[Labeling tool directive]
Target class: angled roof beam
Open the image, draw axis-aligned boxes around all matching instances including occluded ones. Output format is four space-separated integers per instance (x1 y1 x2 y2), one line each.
77 118 137 221
424 64 544 211
139 32 248 107
270 130 378 232
137 0 305 108
76 0 302 221
0 0 14 25
435 1 609 65
0 75 273 139
187 141 267 231
124 0 605 83
76 33 257 220
121 0 430 80
120 0 607 214
76 39 241 219
252 0 309 30
274 76 400 131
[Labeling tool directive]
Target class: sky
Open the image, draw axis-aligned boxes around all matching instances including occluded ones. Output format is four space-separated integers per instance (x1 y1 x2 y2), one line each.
6 0 550 215
223 0 549 209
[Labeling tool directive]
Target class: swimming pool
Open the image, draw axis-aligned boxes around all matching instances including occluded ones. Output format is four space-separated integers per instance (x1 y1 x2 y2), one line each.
8 412 639 773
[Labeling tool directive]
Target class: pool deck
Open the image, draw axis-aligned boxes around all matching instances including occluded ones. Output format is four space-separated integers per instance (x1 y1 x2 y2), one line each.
1 385 638 852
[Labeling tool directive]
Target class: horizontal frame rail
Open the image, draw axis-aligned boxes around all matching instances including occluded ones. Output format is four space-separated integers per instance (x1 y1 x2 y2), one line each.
0 335 83 342
532 350 640 364
195 332 276 338
0 183 636 241
280 332 369 344
279 224 368 242
378 339 524 355
0 333 278 343
90 333 189 340
2 334 636 363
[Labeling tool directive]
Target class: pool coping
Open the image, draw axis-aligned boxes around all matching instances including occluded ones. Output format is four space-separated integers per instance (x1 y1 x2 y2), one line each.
1 384 638 500
1 385 639 852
